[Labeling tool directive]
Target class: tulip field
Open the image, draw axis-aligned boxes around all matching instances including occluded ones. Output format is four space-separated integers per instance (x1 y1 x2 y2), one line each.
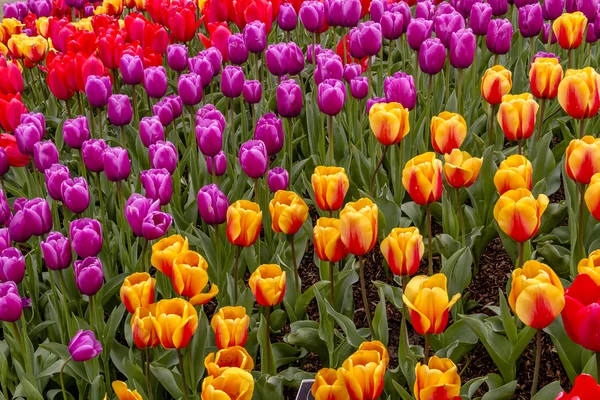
4 0 600 399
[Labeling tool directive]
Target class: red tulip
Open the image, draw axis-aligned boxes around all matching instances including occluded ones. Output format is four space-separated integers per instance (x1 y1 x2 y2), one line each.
200 22 231 62
562 273 600 352
168 3 201 42
233 0 274 33
46 51 76 100
91 14 121 35
75 53 106 93
97 29 125 70
0 58 24 95
0 134 29 167
555 374 600 399
0 94 27 133
65 30 97 57
203 0 234 25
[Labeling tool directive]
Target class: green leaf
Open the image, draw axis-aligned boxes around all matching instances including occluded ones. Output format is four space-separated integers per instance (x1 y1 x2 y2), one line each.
391 380 414 400
372 288 388 346
532 381 563 399
481 380 517 400
20 379 43 400
440 246 473 297
498 290 518 345
318 290 365 348
150 365 183 399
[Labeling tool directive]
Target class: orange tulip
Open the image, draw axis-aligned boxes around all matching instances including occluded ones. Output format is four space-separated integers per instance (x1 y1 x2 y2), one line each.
585 173 600 221
210 306 250 350
337 341 389 400
402 152 443 205
508 260 565 329
201 368 254 400
497 93 539 142
313 217 349 263
35 18 50 39
552 12 587 50
402 274 461 335
578 249 600 284
368 102 410 146
558 68 600 120
249 264 286 307
481 65 513 105
269 190 309 235
112 381 143 400
171 251 218 306
493 188 549 242
151 298 198 349
120 272 155 314
204 346 255 378
430 112 467 154
226 200 262 247
95 0 124 15
131 305 160 349
380 227 424 276
0 19 23 44
339 198 379 256
565 136 600 184
151 235 189 278
443 149 483 189
15 36 47 66
529 57 563 100
311 166 350 212
414 357 461 400
494 155 533 194
6 34 25 59
312 368 350 400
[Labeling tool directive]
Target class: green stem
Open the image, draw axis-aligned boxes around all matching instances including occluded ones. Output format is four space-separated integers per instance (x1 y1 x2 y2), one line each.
88 102 95 138
367 57 373 100
141 239 148 274
254 178 261 264
177 349 190 400
568 49 572 70
580 118 585 139
425 75 433 150
455 188 465 246
146 348 153 400
536 99 546 141
579 183 586 260
48 270 67 343
327 115 334 165
58 270 72 335
369 145 389 196
60 357 72 400
457 68 464 115
289 235 300 295
424 334 430 364
233 246 240 304
517 241 524 269
329 262 334 305
489 104 497 147
132 85 139 129
286 118 293 175
265 306 272 374
358 256 375 338
89 295 95 334
401 276 410 355
426 205 433 275
531 329 542 397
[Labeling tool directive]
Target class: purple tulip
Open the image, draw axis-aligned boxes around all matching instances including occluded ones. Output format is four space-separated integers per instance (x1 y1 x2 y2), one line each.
188 55 214 88
307 44 332 64
0 229 10 253
518 3 543 38
243 21 267 54
63 116 90 150
325 0 361 27
153 99 174 127
387 1 410 31
277 79 303 118
532 51 559 63
267 168 289 192
239 140 268 179
343 63 362 84
33 140 59 172
41 232 72 271
107 95 133 127
488 0 508 16
0 247 25 284
141 211 172 240
28 0 52 17
350 21 382 58
206 151 227 177
542 0 565 20
166 94 183 120
125 194 160 237
266 43 287 76
140 169 172 206
144 67 167 99
542 23 558 44
514 0 537 7
20 112 44 134
197 184 229 225
85 75 112 108
434 11 465 47
455 0 482 17
221 66 245 98
450 28 476 69
469 3 492 35
284 42 305 76
243 80 262 104
149 141 177 175
318 79 346 116
196 119 223 157
300 0 326 33
254 113 284 155
486 18 513 54
370 0 385 23
0 282 25 322
4 3 28 21
15 122 43 156
0 148 9 176
68 330 102 361
61 177 90 214
587 23 599 43
70 219 102 259
0 191 11 227
139 117 165 148
200 48 223 76
384 72 416 110
228 34 249 65
120 54 144 86
82 139 107 173
566 0 598 20
419 38 446 75
74 257 103 296
103 147 131 182
381 11 404 40
166 44 188 72
350 76 369 100
315 53 343 85
9 198 52 242
45 164 71 201
407 18 434 51
178 73 203 106
278 3 297 31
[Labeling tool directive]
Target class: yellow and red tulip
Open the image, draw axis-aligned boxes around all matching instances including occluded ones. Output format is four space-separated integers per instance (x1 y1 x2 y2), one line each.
557 68 600 120
171 251 218 306
201 367 254 400
414 357 461 400
311 166 350 212
443 149 483 189
565 136 600 184
210 306 250 350
430 112 467 154
204 346 255 378
368 102 410 146
226 200 262 247
529 57 563 100
493 188 549 242
337 341 389 400
402 152 443 206
249 264 286 307
380 227 424 276
577 249 600 284
552 12 587 50
131 305 159 349
120 272 155 314
151 235 189 278
339 198 379 256
313 217 349 263
112 381 143 400
0 19 23 44
481 65 513 105
150 298 198 349
508 260 565 329
402 274 461 335
269 190 309 236
311 368 350 400
585 173 600 221
494 155 533 194
497 93 539 142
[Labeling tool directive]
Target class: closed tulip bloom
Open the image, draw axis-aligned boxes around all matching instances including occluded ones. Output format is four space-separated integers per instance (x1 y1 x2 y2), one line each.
0 247 25 284
243 80 262 104
142 211 172 241
171 251 218 306
74 257 104 296
450 28 475 69
68 330 102 362
369 102 410 146
486 19 513 54
249 264 286 306
543 0 565 20
61 177 91 214
239 140 268 179
311 368 350 400
585 174 600 220
227 200 262 247
167 44 188 72
402 153 443 205
120 272 155 314
197 105 226 131
178 73 203 106
577 249 600 283
205 347 255 378
518 4 543 38
188 56 214 87
553 12 588 49
558 68 600 120
82 139 108 173
268 168 289 192
415 0 434 20
337 341 389 400
318 79 346 116
497 93 539 142
567 0 598 19
494 188 549 242
343 63 362 84
140 117 165 148
148 141 176 175
529 57 563 100
16 198 52 238
112 381 143 400
0 148 8 176
196 119 223 158
140 168 173 206
300 0 326 32
284 43 305 76
313 217 349 263
63 116 90 150
41 231 72 270
556 374 600 399
312 166 350 212
380 227 424 276
353 21 383 57
153 100 174 127
269 191 308 235
254 113 284 155
419 38 446 75
131 305 159 349
221 66 244 98
481 65 513 105
381 11 404 40
279 3 298 31
276 79 303 118
119 54 144 86
494 155 533 194
315 54 343 85
434 11 465 47
201 368 254 400
443 149 483 188
266 43 286 77
103 147 131 182
33 140 58 172
70 218 103 258
85 75 112 108
44 163 70 201
430 112 467 154
125 194 160 237
402 274 461 334
144 67 167 99
339 198 378 256
562 273 600 351
0 281 25 322
243 20 267 53
198 184 229 225
469 3 492 35
566 136 600 184
14 122 43 156
384 72 417 110
151 298 198 349
211 306 250 350
414 357 461 400
407 18 434 51
151 235 189 278
543 23 559 44
0 193 9 227
350 77 369 100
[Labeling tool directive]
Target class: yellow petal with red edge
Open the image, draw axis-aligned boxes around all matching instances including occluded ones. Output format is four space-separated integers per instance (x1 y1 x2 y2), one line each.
514 283 565 329
190 283 219 306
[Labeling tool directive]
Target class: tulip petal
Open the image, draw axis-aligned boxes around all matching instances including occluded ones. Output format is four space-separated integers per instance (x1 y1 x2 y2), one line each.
515 283 564 329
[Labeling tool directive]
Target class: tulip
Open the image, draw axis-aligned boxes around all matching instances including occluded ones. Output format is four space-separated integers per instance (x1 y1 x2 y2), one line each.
497 93 540 143
142 211 172 241
266 168 288 193
103 147 131 182
14 122 43 156
0 148 8 176
188 56 214 88
41 232 72 271
0 281 25 322
151 298 198 349
221 66 245 98
239 140 268 179
339 198 378 256
131 305 159 349
313 217 349 264
443 149 483 189
166 44 188 72
494 188 549 242
380 11 403 40
557 68 600 120
140 117 165 148
249 264 286 307
269 191 308 235
486 19 513 54
407 18 434 52
380 227 424 277
243 20 267 54
45 163 70 201
585 173 600 221
556 374 600 399
300 0 326 33
178 73 203 107
205 346 254 378
529 57 564 100
349 77 368 100
210 306 250 350
543 23 559 45
0 247 25 284
0 94 28 133
402 153 443 205
553 12 588 50
279 3 298 31
70 218 103 258
403 273 461 335
171 251 218 306
317 79 347 116
312 166 350 212
494 154 533 194
350 21 382 58
120 272 155 314
265 43 287 77
369 102 410 146
201 368 254 400
481 65 513 105
243 80 262 104
384 72 417 110
140 168 173 206
74 257 104 296
85 75 112 108
33 140 58 172
543 0 565 21
0 193 9 227
226 200 262 247
315 54 343 85
196 119 223 158
151 235 188 278
414 357 461 400
82 139 108 173
567 0 598 20
9 198 52 242
197 184 229 226
430 112 467 154
68 329 102 361
61 177 91 214
206 152 227 177
419 38 446 75
144 66 167 99
112 381 143 400
152 99 174 127
254 113 284 155
343 63 362 83
201 48 223 76
562 273 600 352
450 28 475 69
125 194 160 237
566 136 600 184
434 11 465 48
196 104 226 131
518 4 543 39
276 79 303 118
577 249 600 283
337 341 389 400
311 368 350 400
469 3 492 35
120 54 144 86
284 42 305 76
63 116 90 150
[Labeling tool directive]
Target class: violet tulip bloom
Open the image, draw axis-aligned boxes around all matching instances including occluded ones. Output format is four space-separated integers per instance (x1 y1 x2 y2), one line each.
0 282 26 322
140 168 173 206
206 151 226 176
141 211 172 240
277 79 303 118
45 163 70 201
255 113 284 155
318 79 347 116
85 75 112 108
15 122 43 156
419 38 446 75
343 63 361 83
486 18 513 54
350 21 382 57
70 218 102 258
82 139 107 173
434 11 466 48
278 3 297 31
41 231 72 271
107 95 133 126
0 247 25 284
196 119 223 157
488 0 508 16
266 43 287 77
566 0 598 20
370 0 385 23
63 116 90 149
201 48 223 76
0 148 8 177
350 76 369 100
0 191 11 227
384 72 416 110
542 23 558 45
315 53 343 85
61 177 90 214
74 258 103 296
381 11 404 40
10 198 52 242
196 104 226 131
518 3 543 38
228 34 249 65
178 73 203 106
153 99 174 127
415 1 435 20
243 80 262 104
542 0 565 21
166 44 188 72
188 55 214 87
144 67 167 99
125 194 160 237
139 117 165 148
197 184 229 225
243 21 267 54
103 147 131 182
120 54 144 86
33 140 59 172
149 141 177 174
284 42 305 76
267 168 289 192
239 140 268 179
469 3 492 35
0 229 9 253
221 66 245 98
300 0 325 33
450 28 476 69
68 330 102 361
407 18 434 51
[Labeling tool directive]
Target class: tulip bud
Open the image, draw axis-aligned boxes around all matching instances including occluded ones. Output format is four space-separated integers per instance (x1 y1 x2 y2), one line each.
70 218 102 258
553 11 588 50
469 3 492 35
311 166 349 212
206 151 227 177
226 200 262 247
494 154 533 194
166 44 188 72
153 99 174 127
151 298 198 348
196 119 223 158
0 247 25 284
243 20 267 53
419 38 446 75
196 104 226 131
497 93 539 142
317 79 347 116
144 66 168 99
85 75 112 108
557 67 600 120
221 66 245 99
481 65 513 105
414 357 461 400
61 177 90 214
340 198 378 256
565 136 600 184
107 94 133 127
0 148 9 177
311 368 350 400
254 113 284 156
74 257 104 296
209 304 251 350
380 227 424 276
120 54 144 86
343 63 361 83
239 140 268 179
171 251 218 306
381 11 403 40
278 3 298 31
242 80 262 104
149 140 177 175
518 3 543 38
434 11 465 48
0 281 26 322
267 168 289 192
15 122 43 156
315 53 343 85
227 34 248 66
103 147 131 182
0 192 10 228
384 72 416 110
276 79 303 118
431 111 468 155
494 188 549 242
120 272 155 314
249 264 286 306
44 163 70 201
142 211 172 240
33 140 58 172
140 168 172 206
68 329 102 361
337 341 389 400
130 305 159 349
350 21 382 58
349 76 368 100
197 184 229 226
529 56 563 100
188 55 214 88
81 139 108 173
41 231 72 271
12 198 52 240
313 217 349 263
269 190 308 235
450 28 475 69
443 149 483 189
63 116 90 150
369 102 411 146
407 18 434 51
300 0 326 33
140 117 165 148
151 235 189 278
178 73 203 107
402 153 443 205
201 368 255 398
370 0 385 22
566 0 598 20
486 18 513 54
